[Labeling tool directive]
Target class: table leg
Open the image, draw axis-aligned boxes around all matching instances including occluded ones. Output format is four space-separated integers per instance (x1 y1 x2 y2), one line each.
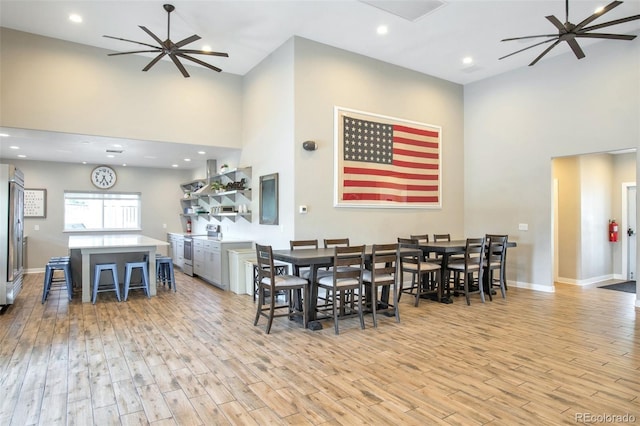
148 248 157 296
440 254 453 304
81 252 91 303
307 264 323 330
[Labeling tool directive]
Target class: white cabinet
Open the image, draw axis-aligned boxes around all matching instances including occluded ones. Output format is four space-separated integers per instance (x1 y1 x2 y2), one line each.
192 237 251 291
167 233 184 270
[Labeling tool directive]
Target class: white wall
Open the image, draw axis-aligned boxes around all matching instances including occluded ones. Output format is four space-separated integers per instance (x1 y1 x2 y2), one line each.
0 28 243 148
291 38 466 244
465 40 640 291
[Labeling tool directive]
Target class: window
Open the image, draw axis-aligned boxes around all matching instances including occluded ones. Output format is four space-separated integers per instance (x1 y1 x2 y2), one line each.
64 191 141 232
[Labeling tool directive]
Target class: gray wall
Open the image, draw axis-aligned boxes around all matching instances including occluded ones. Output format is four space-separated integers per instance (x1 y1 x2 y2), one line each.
1 159 191 271
465 39 639 292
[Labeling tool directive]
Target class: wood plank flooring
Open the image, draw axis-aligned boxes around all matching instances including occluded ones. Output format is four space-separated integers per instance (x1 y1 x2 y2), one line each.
1 272 638 425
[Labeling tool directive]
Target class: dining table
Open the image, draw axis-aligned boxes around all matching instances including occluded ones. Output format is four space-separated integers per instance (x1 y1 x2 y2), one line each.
418 239 517 303
272 245 420 330
68 234 169 303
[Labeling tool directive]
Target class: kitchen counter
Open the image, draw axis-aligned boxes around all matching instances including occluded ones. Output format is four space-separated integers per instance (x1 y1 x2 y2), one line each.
69 234 169 303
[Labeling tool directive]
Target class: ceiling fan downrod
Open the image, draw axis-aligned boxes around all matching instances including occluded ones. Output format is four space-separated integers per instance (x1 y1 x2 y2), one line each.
164 4 174 41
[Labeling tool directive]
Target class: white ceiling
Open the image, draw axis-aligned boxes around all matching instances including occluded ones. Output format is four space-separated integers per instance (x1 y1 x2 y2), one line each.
1 0 639 170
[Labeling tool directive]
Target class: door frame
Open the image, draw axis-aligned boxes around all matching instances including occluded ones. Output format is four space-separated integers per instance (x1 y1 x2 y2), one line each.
621 182 636 280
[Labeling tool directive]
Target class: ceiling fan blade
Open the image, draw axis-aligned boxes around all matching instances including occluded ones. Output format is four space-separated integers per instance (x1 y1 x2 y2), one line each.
529 39 562 66
169 54 190 77
501 34 558 42
108 49 162 56
103 35 159 50
139 26 165 46
565 38 585 59
176 53 222 72
574 1 622 32
546 15 567 33
142 53 167 72
499 38 557 60
178 49 229 57
581 14 640 32
576 32 636 40
174 34 201 48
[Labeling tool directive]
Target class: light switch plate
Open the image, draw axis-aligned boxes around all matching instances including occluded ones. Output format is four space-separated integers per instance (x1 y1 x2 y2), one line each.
518 223 528 231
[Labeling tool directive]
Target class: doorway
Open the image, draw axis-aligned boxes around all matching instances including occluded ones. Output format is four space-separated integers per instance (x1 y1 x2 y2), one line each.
622 183 636 280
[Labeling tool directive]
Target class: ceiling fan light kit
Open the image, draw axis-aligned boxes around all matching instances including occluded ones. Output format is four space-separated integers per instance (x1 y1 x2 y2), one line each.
500 0 640 66
104 3 228 77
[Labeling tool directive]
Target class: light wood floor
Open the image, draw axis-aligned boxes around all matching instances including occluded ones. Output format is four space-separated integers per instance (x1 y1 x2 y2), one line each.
1 272 638 425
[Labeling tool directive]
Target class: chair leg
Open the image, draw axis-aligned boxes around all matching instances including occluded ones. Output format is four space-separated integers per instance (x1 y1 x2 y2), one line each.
333 289 340 335
254 284 264 326
371 284 378 328
265 293 276 334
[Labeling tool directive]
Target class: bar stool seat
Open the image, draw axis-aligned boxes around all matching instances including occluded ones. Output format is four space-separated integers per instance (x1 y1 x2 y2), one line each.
42 257 73 303
93 263 121 304
252 261 289 301
156 256 176 292
124 261 150 300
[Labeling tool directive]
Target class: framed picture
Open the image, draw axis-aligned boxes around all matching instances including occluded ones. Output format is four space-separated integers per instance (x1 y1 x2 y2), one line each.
334 106 442 208
25 188 47 218
259 173 279 225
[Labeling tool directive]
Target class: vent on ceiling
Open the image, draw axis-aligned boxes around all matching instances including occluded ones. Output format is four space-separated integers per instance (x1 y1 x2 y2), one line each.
106 149 124 154
359 0 447 22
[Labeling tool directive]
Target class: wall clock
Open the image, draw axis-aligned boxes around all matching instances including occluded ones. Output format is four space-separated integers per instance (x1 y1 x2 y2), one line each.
91 165 117 189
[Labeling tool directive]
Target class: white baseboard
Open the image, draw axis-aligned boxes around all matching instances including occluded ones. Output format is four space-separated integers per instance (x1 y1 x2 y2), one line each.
509 281 556 293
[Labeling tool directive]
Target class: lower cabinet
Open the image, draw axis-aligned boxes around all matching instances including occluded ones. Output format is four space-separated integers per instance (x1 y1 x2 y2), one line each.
192 237 252 291
167 233 185 270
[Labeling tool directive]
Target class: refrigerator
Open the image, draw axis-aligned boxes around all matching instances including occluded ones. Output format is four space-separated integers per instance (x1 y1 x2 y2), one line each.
0 164 24 309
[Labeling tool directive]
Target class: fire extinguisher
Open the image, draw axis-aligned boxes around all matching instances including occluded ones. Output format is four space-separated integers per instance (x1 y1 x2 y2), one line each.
609 219 618 242
186 218 192 234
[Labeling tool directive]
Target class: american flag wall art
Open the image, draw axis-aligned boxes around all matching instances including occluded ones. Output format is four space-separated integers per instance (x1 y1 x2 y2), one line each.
334 107 442 208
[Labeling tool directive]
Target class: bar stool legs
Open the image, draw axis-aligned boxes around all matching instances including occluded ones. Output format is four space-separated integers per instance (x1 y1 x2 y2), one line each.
42 256 73 303
124 261 150 301
93 263 121 304
156 256 176 292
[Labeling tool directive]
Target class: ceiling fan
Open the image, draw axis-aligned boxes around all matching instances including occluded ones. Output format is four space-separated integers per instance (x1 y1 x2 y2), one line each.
103 3 228 77
499 0 640 66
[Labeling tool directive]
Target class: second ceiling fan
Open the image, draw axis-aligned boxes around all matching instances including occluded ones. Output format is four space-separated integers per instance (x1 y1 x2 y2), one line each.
500 0 640 66
104 3 228 77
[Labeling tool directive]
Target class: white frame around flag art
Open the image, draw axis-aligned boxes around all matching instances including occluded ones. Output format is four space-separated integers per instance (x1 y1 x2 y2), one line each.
333 106 442 209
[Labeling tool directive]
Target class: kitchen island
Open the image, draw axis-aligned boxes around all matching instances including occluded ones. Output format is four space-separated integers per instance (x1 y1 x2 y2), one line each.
68 234 169 303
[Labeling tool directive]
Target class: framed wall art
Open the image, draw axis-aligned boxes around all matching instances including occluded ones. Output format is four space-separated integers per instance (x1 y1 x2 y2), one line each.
334 106 442 209
25 188 47 218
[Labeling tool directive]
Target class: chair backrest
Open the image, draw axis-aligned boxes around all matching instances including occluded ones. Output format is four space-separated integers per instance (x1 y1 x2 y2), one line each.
397 238 423 269
433 233 451 242
324 238 350 248
485 234 508 266
409 234 429 243
369 243 399 285
462 237 486 270
290 239 318 250
397 237 417 248
255 243 276 288
332 245 365 284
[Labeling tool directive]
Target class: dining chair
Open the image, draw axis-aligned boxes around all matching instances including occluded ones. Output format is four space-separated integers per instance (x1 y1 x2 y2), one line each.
323 238 350 248
397 238 441 306
254 243 310 334
433 233 451 242
447 237 486 305
289 239 320 278
363 243 401 327
316 245 366 335
484 234 508 300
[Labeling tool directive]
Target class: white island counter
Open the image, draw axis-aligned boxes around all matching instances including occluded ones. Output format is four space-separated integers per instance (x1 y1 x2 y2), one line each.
69 234 169 303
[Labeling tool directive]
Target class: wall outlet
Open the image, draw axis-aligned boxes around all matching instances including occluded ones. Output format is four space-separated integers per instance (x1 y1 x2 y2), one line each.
34 224 39 231
518 223 528 231
162 223 167 229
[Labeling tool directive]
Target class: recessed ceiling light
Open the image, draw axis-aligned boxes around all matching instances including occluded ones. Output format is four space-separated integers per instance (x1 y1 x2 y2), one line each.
112 144 123 148
377 25 389 35
198 151 206 155
172 164 179 168
462 56 473 65
0 133 10 137
9 145 19 150
17 154 27 158
69 14 83 23
107 154 115 158
201 45 212 52
82 161 87 164
122 163 127 167
184 158 191 162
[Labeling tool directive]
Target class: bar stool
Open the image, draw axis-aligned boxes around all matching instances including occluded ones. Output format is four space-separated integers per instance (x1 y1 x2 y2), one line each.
42 256 73 303
92 263 121 304
123 261 150 301
156 256 176 292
